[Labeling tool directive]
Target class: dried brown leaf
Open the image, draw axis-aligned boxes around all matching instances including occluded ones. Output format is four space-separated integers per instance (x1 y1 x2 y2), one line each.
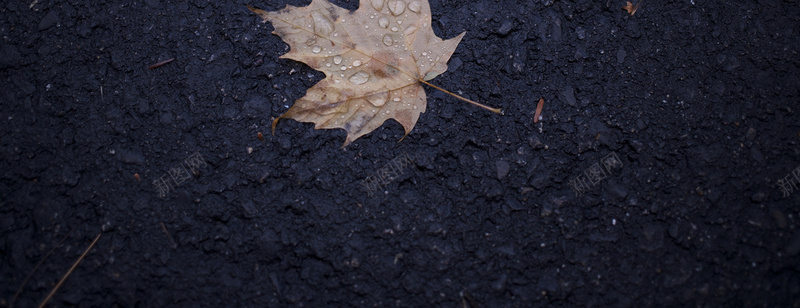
250 0 468 146
623 1 640 15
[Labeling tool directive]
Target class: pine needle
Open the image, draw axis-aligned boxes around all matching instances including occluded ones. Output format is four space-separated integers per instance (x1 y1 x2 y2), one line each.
37 232 102 308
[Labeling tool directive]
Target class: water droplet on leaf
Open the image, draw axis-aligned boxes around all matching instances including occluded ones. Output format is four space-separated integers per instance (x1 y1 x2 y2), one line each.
389 0 405 15
367 93 387 106
408 1 421 12
349 71 370 85
371 0 385 11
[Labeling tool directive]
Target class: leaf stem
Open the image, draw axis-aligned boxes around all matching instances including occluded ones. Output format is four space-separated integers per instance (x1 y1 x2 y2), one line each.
418 79 503 115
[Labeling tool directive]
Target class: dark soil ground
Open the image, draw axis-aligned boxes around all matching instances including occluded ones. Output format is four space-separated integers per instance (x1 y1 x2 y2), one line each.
2 0 800 306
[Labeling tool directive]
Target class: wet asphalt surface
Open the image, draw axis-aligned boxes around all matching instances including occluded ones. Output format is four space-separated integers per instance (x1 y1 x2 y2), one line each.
2 0 800 306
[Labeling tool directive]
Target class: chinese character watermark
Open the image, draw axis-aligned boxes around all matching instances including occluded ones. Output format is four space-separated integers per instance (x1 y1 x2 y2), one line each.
153 152 209 198
361 152 414 197
777 166 800 198
569 152 624 197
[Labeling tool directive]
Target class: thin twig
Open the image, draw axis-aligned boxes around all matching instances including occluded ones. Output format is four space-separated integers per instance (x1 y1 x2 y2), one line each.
38 232 102 308
419 79 504 115
148 58 174 69
160 222 178 249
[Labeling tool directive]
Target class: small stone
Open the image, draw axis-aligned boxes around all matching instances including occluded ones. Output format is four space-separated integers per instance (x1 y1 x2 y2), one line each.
575 27 586 40
38 11 59 31
241 199 258 218
772 209 787 229
560 86 576 107
608 183 628 198
750 192 766 203
496 161 510 180
745 127 756 141
116 148 144 165
448 57 462 73
617 48 627 63
497 20 513 36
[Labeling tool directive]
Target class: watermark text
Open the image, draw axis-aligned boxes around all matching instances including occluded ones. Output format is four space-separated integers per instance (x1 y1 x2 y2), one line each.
569 152 624 197
153 151 208 198
361 152 414 197
777 165 800 198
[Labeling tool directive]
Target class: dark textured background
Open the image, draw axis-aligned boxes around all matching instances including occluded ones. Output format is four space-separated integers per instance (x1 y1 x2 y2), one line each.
2 0 799 306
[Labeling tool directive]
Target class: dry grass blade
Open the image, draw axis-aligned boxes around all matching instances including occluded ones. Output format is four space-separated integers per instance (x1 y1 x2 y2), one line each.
37 232 102 308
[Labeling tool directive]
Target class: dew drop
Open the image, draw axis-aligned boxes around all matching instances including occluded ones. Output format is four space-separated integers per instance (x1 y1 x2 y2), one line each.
326 63 331 67
413 105 418 109
333 32 339 37
421 51 427 56
397 20 404 25
393 97 401 102
340 66 347 71
352 60 362 67
389 0 405 15
367 93 387 106
371 0 384 11
383 35 393 46
333 55 342 64
349 71 370 85
364 25 370 29
391 26 398 32
404 25 417 35
379 17 389 28
408 1 421 12
312 46 322 53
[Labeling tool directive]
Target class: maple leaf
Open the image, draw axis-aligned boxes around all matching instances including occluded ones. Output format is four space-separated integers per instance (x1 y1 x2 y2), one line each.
249 0 500 146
